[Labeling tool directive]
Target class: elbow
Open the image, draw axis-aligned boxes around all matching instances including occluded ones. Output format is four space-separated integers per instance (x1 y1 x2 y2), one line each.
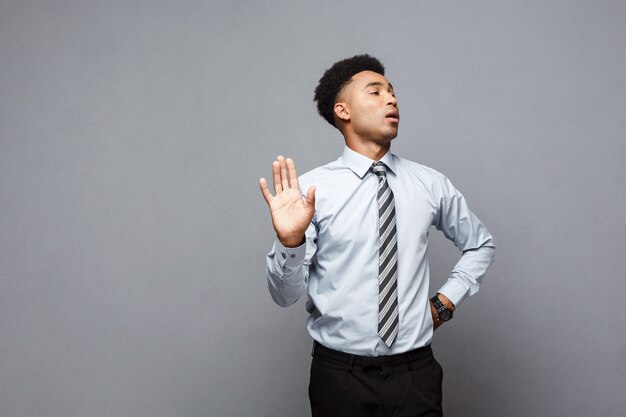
267 276 303 307
479 237 496 261
479 243 496 264
483 234 496 250
270 291 300 308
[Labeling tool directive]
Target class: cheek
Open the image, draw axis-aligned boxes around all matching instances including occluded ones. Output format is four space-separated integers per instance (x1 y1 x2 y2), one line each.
357 108 377 124
354 113 377 132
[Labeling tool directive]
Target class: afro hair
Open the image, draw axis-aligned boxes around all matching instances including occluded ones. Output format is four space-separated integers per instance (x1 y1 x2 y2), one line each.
313 54 385 128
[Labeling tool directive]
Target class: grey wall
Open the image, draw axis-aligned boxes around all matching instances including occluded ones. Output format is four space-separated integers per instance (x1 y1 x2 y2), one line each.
1 1 624 416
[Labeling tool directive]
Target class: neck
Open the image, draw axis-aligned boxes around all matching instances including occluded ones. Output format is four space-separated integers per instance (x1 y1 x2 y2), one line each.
344 139 391 161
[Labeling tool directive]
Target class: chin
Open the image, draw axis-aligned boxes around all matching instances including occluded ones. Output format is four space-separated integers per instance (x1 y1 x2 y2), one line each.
383 129 398 141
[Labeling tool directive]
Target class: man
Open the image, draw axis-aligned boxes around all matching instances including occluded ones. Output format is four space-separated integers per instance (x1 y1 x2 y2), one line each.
259 54 495 417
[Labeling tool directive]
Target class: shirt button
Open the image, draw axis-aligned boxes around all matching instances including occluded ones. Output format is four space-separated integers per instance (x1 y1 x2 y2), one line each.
281 252 286 259
290 254 296 258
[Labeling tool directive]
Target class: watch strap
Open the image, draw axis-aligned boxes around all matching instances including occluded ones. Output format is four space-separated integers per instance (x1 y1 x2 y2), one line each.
431 294 453 322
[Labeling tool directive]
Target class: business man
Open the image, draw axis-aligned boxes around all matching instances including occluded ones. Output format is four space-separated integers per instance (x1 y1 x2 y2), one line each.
259 54 495 417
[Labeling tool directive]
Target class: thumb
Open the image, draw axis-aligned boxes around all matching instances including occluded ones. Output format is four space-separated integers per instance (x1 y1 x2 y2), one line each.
305 185 316 208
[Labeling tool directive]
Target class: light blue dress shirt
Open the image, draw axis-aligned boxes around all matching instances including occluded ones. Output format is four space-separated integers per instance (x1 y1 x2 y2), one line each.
266 146 495 356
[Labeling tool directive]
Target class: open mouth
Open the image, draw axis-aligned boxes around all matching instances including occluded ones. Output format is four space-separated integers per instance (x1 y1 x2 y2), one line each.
386 110 400 121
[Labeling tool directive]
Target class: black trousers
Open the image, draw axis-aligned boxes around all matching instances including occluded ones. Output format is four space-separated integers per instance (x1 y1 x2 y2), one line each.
309 342 443 417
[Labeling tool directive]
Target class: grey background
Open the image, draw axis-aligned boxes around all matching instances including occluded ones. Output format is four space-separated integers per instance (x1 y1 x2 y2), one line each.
1 0 624 416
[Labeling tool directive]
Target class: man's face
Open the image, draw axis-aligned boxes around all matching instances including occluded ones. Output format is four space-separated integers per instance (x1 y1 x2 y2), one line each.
336 70 399 144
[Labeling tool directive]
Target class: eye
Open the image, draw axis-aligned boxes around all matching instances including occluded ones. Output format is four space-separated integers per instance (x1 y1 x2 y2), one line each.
370 91 380 95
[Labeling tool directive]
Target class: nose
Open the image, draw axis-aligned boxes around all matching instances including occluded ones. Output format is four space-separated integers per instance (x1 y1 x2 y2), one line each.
386 91 397 107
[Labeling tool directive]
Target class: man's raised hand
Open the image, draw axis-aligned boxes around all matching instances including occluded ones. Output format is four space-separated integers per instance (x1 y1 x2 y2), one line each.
259 156 316 248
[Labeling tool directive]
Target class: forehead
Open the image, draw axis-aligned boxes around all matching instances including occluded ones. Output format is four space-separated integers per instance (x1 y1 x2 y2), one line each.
350 70 392 89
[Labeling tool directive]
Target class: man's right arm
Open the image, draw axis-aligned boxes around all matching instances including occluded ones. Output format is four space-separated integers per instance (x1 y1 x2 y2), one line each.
259 156 317 307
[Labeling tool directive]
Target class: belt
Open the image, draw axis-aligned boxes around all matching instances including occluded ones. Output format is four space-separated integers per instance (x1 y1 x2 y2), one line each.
312 341 432 368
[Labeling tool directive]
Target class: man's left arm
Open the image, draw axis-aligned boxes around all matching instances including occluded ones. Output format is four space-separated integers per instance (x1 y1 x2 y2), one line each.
431 175 496 325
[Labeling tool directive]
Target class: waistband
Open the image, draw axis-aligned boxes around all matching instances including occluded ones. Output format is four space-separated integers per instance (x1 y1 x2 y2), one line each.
312 341 432 367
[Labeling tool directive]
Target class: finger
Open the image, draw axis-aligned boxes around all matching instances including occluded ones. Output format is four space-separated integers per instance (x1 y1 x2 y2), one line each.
272 160 282 194
277 155 289 190
305 185 316 208
259 178 273 205
286 158 300 190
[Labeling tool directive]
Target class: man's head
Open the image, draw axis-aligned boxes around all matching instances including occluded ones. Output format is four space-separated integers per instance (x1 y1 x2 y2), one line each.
314 54 399 147
314 54 385 127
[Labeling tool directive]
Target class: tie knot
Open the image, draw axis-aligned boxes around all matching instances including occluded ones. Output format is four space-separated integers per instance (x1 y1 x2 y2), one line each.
372 161 387 178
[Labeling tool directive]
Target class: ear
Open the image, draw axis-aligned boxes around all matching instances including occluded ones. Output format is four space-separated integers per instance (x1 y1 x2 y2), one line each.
333 102 350 122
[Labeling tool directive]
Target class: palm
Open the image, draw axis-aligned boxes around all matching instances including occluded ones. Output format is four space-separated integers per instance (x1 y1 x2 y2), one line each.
260 156 316 247
269 187 313 232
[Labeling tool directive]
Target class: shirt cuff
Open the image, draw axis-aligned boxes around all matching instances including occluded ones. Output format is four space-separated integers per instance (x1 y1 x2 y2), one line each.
437 280 469 308
272 239 306 269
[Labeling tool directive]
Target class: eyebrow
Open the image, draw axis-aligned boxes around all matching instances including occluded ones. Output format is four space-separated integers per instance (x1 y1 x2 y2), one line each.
365 81 394 91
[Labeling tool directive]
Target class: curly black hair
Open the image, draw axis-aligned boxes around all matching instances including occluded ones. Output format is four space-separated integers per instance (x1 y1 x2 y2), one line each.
313 54 385 128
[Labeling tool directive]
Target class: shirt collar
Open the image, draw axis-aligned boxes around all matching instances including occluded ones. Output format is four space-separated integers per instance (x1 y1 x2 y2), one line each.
341 145 397 179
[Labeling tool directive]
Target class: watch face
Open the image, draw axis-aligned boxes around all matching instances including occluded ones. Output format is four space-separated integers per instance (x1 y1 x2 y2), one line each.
439 309 453 321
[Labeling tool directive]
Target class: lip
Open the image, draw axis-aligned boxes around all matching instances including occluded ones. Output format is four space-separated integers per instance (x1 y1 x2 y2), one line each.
385 110 400 122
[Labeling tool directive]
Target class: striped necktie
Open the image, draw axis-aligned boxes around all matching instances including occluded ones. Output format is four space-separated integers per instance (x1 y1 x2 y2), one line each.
372 162 399 347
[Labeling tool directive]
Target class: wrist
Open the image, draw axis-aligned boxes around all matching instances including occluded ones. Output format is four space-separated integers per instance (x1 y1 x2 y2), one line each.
278 234 305 248
436 293 455 311
431 294 454 323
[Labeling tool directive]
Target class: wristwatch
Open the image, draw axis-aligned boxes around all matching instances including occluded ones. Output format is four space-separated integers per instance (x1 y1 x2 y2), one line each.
431 294 454 322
